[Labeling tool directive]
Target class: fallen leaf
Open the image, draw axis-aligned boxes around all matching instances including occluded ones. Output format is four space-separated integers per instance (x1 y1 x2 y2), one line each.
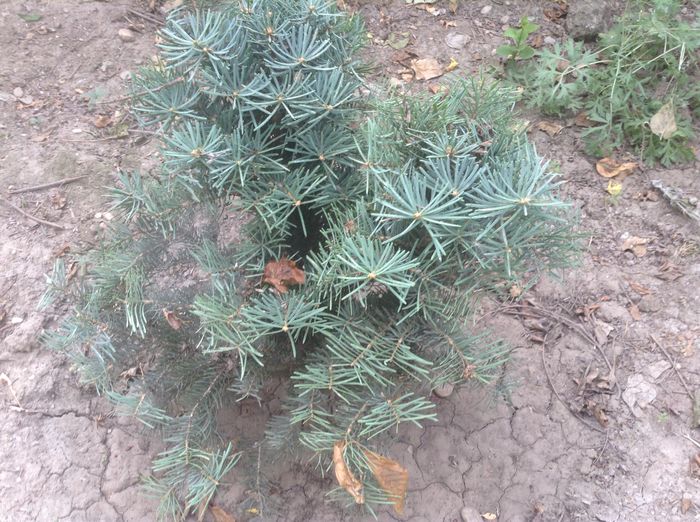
531 34 544 48
628 281 652 296
537 121 564 136
621 236 650 257
585 399 609 428
628 304 642 321
19 12 43 22
445 57 459 73
411 58 443 81
442 20 457 27
163 309 183 330
262 257 305 293
574 111 594 127
387 32 410 50
606 180 622 197
120 366 140 380
596 157 637 179
448 0 458 13
482 513 498 521
681 497 693 515
333 441 364 504
210 505 236 522
49 191 67 209
94 114 112 128
509 284 522 298
649 101 677 140
544 5 567 20
363 449 409 514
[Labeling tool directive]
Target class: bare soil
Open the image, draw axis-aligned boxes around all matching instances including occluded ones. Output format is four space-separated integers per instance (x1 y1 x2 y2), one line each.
1 1 699 521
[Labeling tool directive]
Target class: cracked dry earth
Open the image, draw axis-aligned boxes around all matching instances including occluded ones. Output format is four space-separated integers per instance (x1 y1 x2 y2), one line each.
1 0 700 521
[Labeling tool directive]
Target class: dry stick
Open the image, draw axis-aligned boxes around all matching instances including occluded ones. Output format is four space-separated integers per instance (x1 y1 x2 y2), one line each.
0 197 67 230
94 76 185 105
650 335 694 400
8 175 87 195
540 334 606 434
127 7 163 25
681 432 700 450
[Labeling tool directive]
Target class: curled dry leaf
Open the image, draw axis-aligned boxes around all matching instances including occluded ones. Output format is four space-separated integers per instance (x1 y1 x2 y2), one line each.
363 449 409 514
621 236 650 257
627 281 652 296
628 303 642 321
649 101 677 140
445 57 459 73
680 497 693 515
94 114 112 128
596 157 637 179
333 441 364 504
536 120 564 136
210 505 237 522
262 257 305 293
574 111 594 127
606 180 622 197
163 309 183 330
411 58 443 81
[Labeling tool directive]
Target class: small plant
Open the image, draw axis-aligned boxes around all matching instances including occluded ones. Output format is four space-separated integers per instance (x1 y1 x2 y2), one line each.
497 16 540 61
510 0 700 165
41 1 577 519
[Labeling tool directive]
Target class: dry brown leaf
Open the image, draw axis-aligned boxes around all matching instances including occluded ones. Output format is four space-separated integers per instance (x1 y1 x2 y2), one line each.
94 114 112 128
596 157 637 179
537 120 564 136
49 191 67 209
544 3 567 20
163 309 183 330
363 449 409 514
681 497 693 514
628 303 642 321
621 236 649 257
411 58 443 81
262 257 305 293
210 505 236 522
649 101 677 140
574 111 594 128
333 441 364 504
587 400 609 428
628 281 652 296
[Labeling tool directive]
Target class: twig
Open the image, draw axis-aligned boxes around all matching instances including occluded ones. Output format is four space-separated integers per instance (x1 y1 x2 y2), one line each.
681 432 700 450
650 335 694 400
505 302 621 399
8 175 87 195
0 197 67 230
94 76 185 105
127 7 163 25
540 336 605 433
59 135 129 143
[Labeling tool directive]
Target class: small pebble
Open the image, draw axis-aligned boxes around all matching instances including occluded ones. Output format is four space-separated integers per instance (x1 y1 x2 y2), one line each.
480 5 492 15
10 316 24 325
119 70 133 81
13 87 24 98
544 35 557 45
433 382 454 398
118 28 136 42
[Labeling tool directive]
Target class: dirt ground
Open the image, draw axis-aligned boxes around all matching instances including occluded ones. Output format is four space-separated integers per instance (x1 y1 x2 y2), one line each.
1 1 699 521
